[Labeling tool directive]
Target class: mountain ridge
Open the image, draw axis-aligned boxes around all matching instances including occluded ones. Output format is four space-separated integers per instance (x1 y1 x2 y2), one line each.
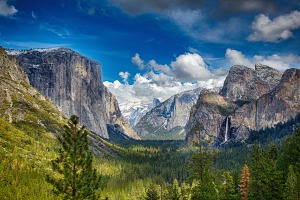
135 88 201 140
185 64 300 144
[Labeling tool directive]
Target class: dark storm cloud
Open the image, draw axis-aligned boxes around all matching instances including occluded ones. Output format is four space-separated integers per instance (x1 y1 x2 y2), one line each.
109 0 205 15
220 0 277 13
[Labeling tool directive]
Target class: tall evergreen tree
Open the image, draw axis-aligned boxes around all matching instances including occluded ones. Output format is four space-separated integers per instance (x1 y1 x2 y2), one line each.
240 164 250 200
170 179 181 200
280 127 300 176
219 171 237 200
189 123 218 200
284 165 299 200
180 182 191 200
249 142 283 200
47 115 101 199
145 184 160 200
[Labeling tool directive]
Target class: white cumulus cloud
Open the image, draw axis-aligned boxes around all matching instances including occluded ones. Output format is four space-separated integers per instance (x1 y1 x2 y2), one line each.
104 52 226 111
131 53 145 70
226 48 300 71
0 0 17 16
171 53 212 82
225 48 253 68
248 11 300 42
253 54 300 71
119 71 130 83
148 59 171 74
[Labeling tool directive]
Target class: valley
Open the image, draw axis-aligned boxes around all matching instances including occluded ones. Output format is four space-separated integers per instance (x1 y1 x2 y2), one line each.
0 45 300 199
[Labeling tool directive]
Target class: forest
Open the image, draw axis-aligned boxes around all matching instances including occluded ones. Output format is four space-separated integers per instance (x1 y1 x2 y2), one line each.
1 114 300 200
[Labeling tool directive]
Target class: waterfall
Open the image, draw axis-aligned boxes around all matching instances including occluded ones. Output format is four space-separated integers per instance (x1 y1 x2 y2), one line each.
224 117 229 143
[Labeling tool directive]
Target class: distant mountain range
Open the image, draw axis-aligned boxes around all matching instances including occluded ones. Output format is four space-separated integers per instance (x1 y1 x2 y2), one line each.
120 97 161 127
134 88 201 140
2 46 300 144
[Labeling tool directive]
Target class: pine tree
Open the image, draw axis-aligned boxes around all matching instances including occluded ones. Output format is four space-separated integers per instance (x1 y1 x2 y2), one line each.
188 123 218 200
284 165 299 200
240 164 250 200
249 142 283 200
280 127 300 175
180 182 191 200
47 115 101 199
170 179 181 200
188 123 216 182
219 171 237 200
145 184 160 200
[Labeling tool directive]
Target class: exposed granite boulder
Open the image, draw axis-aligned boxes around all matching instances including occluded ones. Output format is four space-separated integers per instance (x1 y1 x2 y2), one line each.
7 48 139 139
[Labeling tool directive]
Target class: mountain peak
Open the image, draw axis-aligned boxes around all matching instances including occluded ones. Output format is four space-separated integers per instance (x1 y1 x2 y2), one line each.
220 64 282 101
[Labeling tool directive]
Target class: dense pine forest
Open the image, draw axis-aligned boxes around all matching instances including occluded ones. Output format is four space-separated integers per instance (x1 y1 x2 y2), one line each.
1 113 300 199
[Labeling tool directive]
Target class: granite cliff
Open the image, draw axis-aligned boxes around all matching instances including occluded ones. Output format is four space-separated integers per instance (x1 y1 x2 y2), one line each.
185 90 235 143
231 68 300 140
220 64 282 101
186 64 299 143
0 46 64 132
7 48 138 139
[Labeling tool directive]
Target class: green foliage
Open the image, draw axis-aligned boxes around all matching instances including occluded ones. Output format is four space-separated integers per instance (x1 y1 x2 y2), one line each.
0 117 58 199
234 99 250 107
249 142 284 200
219 171 238 200
190 179 218 200
284 165 300 200
279 126 300 175
215 142 249 172
247 113 300 144
141 126 185 140
217 105 236 116
145 184 160 200
169 179 181 200
188 123 218 200
47 115 102 199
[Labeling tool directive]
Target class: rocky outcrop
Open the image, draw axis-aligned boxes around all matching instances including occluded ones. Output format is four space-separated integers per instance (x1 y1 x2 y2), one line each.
185 90 235 143
135 88 201 139
220 64 282 101
231 68 300 140
186 64 299 144
0 47 29 84
0 46 63 127
7 48 139 139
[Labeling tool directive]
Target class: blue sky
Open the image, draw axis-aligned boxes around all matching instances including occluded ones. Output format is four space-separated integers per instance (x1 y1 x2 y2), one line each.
1 0 300 106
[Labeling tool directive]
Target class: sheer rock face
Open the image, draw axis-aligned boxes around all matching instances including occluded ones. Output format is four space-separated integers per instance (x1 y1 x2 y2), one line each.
7 48 138 139
0 46 61 124
185 90 234 143
220 64 282 101
134 88 201 139
185 64 299 143
231 68 300 140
